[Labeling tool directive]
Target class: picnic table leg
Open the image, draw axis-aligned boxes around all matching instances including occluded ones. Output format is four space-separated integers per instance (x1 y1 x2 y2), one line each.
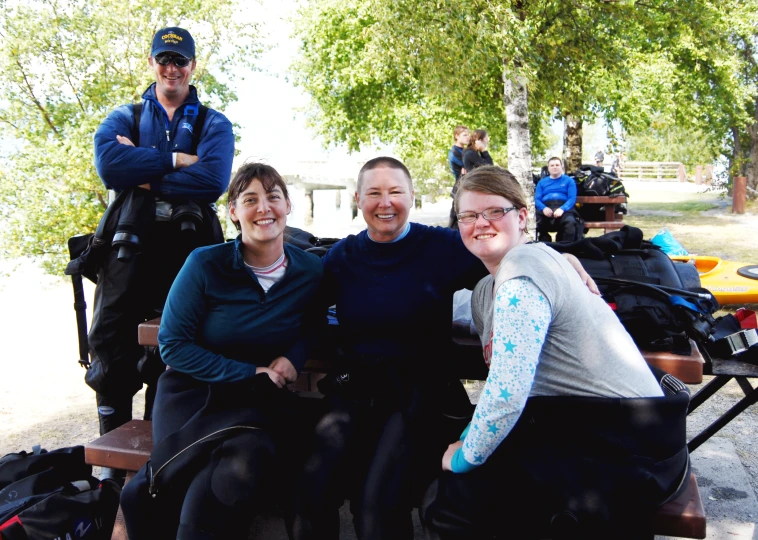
688 376 732 414
687 380 758 452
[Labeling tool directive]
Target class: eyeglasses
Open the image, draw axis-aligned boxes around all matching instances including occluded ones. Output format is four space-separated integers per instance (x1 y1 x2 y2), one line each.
154 54 193 68
457 206 516 224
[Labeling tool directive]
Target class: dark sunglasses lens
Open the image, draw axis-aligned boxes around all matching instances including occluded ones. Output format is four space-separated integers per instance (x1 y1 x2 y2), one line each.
155 55 191 67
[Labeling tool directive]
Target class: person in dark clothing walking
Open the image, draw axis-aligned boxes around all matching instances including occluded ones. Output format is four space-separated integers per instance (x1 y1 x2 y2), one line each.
88 26 234 452
447 125 470 229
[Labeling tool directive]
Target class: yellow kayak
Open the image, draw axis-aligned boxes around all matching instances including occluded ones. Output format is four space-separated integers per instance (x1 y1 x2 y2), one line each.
670 255 758 305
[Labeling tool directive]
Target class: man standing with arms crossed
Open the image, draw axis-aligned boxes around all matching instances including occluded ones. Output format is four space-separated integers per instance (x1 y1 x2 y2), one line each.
88 27 234 464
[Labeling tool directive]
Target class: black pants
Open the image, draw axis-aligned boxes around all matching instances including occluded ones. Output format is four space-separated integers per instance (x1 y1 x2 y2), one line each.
421 394 690 540
88 215 222 436
121 429 277 540
122 370 307 539
293 395 457 540
95 384 157 435
536 210 581 243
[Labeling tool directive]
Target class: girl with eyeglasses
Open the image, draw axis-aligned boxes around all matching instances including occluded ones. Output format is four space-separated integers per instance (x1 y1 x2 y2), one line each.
421 165 691 539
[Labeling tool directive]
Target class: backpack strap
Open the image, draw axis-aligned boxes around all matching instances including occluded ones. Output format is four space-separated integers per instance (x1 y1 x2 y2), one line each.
131 103 142 147
191 105 209 154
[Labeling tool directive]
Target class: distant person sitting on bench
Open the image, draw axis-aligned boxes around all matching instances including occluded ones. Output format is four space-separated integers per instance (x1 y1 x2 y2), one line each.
535 157 581 243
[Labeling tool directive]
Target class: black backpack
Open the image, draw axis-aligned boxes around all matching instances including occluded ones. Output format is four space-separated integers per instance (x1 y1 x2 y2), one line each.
580 174 610 197
547 226 719 351
0 446 120 540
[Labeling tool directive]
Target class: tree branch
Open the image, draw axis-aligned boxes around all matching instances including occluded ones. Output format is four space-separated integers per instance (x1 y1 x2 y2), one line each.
14 58 59 136
0 116 20 130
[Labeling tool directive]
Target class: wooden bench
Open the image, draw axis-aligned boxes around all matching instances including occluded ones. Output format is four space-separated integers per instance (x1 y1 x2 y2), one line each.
575 195 627 233
85 419 706 539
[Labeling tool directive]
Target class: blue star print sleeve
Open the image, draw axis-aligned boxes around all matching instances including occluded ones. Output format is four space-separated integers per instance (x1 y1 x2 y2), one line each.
452 276 551 473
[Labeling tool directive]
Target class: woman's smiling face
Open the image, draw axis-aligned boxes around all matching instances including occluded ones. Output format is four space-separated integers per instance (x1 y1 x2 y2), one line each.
355 166 414 242
229 178 291 246
456 190 527 268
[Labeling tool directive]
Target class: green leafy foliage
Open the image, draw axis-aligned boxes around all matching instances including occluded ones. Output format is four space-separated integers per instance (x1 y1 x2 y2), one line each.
291 0 736 196
0 0 260 274
625 113 720 169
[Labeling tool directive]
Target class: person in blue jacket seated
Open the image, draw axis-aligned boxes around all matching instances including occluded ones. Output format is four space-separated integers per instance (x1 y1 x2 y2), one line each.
421 165 691 539
119 163 324 540
293 157 598 540
535 156 582 242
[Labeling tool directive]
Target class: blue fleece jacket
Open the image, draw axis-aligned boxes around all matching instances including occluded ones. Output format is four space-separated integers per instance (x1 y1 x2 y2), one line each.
158 238 323 382
321 223 487 361
448 145 465 181
94 84 234 203
534 174 577 213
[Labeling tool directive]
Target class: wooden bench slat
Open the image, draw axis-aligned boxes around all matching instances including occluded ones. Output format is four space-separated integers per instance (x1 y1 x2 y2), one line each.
84 419 152 472
583 221 625 230
575 196 627 204
654 473 707 539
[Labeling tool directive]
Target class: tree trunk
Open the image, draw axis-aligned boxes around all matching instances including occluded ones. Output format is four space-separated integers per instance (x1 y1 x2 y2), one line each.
503 67 535 234
745 102 758 199
563 114 583 173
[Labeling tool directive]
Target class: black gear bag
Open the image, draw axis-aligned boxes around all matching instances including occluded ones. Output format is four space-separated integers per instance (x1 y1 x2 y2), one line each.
0 446 120 540
547 226 719 351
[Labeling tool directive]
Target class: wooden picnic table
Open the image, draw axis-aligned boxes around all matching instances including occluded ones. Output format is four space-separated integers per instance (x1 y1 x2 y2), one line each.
575 195 627 233
137 316 704 385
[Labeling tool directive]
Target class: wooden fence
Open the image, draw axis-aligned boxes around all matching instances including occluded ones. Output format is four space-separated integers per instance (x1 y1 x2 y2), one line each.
618 161 714 184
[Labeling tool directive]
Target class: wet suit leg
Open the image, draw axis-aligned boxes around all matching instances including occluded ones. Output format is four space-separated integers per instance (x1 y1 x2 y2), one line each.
536 213 554 242
177 430 278 539
354 410 419 540
293 396 361 540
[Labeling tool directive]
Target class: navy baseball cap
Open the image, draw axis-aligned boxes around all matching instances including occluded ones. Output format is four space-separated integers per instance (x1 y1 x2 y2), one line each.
151 27 195 58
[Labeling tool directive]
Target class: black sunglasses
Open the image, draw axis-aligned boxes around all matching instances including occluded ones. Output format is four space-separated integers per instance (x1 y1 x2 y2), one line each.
154 54 193 68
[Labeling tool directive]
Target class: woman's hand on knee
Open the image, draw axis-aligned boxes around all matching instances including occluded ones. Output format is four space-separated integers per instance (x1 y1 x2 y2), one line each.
268 356 297 383
256 366 286 388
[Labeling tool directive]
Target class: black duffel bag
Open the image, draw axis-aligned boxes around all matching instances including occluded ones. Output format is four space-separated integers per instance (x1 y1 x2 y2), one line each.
547 226 719 350
0 446 120 540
